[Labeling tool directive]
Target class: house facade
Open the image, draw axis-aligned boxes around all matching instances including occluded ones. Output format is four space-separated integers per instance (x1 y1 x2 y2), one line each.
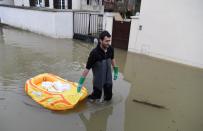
0 0 139 16
11 0 103 11
0 0 14 5
13 0 81 10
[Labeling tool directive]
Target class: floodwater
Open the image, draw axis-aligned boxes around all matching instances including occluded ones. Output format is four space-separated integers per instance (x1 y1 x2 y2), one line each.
0 25 203 131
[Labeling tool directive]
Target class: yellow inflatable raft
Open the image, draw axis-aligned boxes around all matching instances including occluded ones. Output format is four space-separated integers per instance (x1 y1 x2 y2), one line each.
25 73 88 110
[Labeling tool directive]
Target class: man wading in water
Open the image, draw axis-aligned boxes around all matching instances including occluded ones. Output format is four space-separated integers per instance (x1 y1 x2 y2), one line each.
77 31 118 102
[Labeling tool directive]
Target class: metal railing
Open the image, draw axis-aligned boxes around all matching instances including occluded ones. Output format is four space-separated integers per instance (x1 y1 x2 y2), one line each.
73 12 103 42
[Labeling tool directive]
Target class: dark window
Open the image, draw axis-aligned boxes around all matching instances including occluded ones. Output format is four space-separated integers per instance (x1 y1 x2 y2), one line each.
45 0 49 7
68 0 72 9
54 0 65 9
29 0 36 7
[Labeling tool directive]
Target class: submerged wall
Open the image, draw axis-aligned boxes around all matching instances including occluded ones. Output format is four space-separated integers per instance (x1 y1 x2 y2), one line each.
0 5 73 38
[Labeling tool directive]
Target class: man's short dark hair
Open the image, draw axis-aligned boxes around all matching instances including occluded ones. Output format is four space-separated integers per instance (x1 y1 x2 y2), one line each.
99 31 111 40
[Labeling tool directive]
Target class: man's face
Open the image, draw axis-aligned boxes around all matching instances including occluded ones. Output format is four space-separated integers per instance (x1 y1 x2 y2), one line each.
100 36 111 49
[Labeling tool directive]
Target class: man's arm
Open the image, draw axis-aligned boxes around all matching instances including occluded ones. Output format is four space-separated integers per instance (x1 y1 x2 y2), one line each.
111 59 118 80
77 69 89 93
77 50 94 92
81 68 89 77
110 46 116 67
111 58 116 67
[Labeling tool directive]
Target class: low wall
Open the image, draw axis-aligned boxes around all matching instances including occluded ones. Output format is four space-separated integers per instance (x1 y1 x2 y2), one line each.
0 5 73 38
14 0 29 6
0 0 14 5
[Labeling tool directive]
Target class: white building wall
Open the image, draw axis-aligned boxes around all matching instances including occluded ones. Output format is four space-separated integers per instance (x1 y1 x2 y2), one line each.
55 12 73 38
0 0 14 5
0 6 73 38
129 0 203 69
72 0 81 10
14 0 29 6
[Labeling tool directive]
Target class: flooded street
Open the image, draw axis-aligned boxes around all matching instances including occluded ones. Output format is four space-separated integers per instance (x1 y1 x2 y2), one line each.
0 25 203 131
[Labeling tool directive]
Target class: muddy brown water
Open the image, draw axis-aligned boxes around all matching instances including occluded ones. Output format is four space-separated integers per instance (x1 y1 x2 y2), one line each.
0 25 203 131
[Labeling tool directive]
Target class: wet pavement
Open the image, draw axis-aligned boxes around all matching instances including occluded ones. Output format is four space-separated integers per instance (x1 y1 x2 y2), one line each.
0 25 203 131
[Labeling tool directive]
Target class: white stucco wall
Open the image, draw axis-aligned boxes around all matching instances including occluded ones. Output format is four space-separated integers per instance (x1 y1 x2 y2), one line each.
128 0 203 69
14 0 29 6
0 6 73 38
0 0 14 5
103 13 113 36
55 12 73 38
72 0 81 10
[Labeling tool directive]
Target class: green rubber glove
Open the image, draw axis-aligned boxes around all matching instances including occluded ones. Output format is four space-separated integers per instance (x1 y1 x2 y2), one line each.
77 76 85 93
113 66 119 80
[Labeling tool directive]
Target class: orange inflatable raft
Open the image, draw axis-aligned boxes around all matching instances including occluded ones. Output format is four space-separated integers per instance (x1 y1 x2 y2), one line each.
25 73 88 110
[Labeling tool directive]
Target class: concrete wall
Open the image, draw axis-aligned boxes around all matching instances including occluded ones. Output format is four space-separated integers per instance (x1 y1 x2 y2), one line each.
128 0 203 69
0 6 73 38
0 0 14 5
14 0 29 6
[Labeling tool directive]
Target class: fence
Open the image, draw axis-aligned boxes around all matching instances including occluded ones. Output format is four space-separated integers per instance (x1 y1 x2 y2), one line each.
73 12 103 42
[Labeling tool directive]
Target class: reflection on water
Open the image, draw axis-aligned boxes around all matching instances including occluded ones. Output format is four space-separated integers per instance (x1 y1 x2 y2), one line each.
79 106 113 131
119 51 203 131
0 25 203 131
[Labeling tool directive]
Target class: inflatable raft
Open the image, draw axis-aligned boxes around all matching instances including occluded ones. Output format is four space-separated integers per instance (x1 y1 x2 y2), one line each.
25 73 88 110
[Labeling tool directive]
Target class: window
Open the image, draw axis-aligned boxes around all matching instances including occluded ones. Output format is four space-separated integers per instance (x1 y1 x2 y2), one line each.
45 0 49 7
54 0 65 9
